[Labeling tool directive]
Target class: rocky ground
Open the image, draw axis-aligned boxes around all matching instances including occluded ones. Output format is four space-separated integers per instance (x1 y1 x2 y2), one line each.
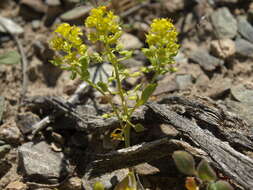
0 0 253 189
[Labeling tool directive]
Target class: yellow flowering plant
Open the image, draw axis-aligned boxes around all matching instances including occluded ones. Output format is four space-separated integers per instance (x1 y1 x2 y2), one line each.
50 6 179 148
50 6 179 189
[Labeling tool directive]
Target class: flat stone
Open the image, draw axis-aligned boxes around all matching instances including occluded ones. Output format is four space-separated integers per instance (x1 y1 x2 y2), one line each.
119 33 143 50
0 16 24 34
210 38 235 59
189 50 224 72
235 38 253 58
60 5 92 24
225 99 253 127
16 112 40 134
230 84 253 104
237 16 253 43
82 168 128 190
206 77 232 99
211 7 237 39
175 74 193 90
154 79 177 96
18 141 69 184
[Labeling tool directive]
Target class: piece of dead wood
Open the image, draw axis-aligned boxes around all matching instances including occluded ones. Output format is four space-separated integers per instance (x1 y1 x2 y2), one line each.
158 96 253 151
27 95 253 151
146 102 253 189
27 94 253 188
84 138 207 177
83 101 253 189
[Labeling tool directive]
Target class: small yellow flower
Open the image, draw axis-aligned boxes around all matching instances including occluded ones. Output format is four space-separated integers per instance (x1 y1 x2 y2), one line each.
50 23 87 73
142 18 179 74
85 6 122 45
146 18 178 50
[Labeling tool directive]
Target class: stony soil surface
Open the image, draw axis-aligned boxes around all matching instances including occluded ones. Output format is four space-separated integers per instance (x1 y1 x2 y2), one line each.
0 0 253 190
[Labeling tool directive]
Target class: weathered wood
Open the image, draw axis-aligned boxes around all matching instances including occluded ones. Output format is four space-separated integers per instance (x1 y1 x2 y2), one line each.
158 96 253 151
26 95 253 189
147 102 253 190
85 138 207 176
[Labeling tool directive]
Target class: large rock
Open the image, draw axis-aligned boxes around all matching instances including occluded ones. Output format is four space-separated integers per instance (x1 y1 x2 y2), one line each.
189 50 224 72
18 141 69 184
211 7 237 39
237 16 253 43
235 38 253 58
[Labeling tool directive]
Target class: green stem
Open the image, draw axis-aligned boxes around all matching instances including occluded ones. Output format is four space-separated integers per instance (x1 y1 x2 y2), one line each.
123 123 131 147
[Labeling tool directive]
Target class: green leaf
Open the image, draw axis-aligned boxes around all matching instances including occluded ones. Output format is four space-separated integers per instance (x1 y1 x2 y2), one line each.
133 123 145 132
117 50 133 62
0 50 21 65
97 81 108 92
138 83 157 106
197 159 217 182
172 151 196 176
207 182 216 190
114 172 137 190
93 182 105 190
79 55 90 80
207 181 234 190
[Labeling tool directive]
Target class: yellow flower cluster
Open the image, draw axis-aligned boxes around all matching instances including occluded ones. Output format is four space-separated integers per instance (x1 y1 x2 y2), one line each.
146 18 179 54
142 18 179 74
50 23 87 72
85 6 122 45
